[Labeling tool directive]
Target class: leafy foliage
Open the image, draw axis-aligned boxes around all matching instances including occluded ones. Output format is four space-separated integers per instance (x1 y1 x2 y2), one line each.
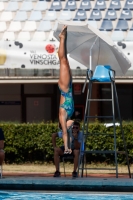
1 121 133 164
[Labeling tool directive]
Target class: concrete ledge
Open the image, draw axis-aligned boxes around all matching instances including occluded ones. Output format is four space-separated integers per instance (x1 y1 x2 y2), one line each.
0 177 133 192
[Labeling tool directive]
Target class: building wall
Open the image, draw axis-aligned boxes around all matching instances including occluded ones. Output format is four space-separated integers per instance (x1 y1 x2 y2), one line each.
100 83 133 121
23 84 55 123
0 84 21 122
90 83 100 120
0 83 132 123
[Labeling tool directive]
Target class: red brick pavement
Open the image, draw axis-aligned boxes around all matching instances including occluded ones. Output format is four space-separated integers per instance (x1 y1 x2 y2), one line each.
2 172 130 178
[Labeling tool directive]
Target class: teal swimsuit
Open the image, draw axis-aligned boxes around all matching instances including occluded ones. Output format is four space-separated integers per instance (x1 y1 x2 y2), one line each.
59 82 74 118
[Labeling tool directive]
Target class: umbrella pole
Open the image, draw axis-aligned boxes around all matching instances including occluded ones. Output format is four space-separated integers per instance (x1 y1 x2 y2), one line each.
89 36 98 70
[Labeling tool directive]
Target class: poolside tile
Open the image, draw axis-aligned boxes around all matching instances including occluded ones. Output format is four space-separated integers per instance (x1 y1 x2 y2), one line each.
0 173 133 192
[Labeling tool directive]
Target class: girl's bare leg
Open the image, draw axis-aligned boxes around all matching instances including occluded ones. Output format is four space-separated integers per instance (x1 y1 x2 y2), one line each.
59 109 68 152
58 25 72 154
59 110 72 154
58 25 71 92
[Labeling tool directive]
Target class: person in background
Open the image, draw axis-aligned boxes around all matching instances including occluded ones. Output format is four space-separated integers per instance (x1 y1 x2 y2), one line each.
0 128 5 167
52 121 82 178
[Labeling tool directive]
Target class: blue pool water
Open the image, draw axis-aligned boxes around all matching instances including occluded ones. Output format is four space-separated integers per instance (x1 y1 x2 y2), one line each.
0 191 133 200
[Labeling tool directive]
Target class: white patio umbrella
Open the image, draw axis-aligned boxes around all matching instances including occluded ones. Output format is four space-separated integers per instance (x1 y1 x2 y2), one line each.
54 21 131 75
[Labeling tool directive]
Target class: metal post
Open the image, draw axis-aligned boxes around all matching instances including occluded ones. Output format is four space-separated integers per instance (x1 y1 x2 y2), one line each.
89 36 98 70
111 82 118 178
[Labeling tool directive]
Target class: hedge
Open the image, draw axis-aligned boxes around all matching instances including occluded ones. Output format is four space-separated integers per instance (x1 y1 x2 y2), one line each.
1 121 133 164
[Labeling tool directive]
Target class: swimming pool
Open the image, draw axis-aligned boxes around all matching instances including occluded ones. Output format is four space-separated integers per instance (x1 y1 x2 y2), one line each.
0 191 133 200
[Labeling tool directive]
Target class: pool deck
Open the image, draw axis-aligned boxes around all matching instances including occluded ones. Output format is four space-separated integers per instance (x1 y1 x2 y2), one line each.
0 172 133 192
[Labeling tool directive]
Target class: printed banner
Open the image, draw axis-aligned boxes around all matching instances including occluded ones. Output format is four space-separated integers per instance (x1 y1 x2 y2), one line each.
0 40 86 69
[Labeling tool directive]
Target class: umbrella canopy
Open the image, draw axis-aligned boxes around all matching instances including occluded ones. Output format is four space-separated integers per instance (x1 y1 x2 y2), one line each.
54 21 131 75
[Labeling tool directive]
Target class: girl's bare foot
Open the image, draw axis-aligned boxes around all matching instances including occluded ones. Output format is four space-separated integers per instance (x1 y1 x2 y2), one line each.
59 25 67 39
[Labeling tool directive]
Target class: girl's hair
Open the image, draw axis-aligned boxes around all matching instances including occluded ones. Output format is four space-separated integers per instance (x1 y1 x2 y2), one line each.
58 122 62 130
58 119 70 130
58 120 80 130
